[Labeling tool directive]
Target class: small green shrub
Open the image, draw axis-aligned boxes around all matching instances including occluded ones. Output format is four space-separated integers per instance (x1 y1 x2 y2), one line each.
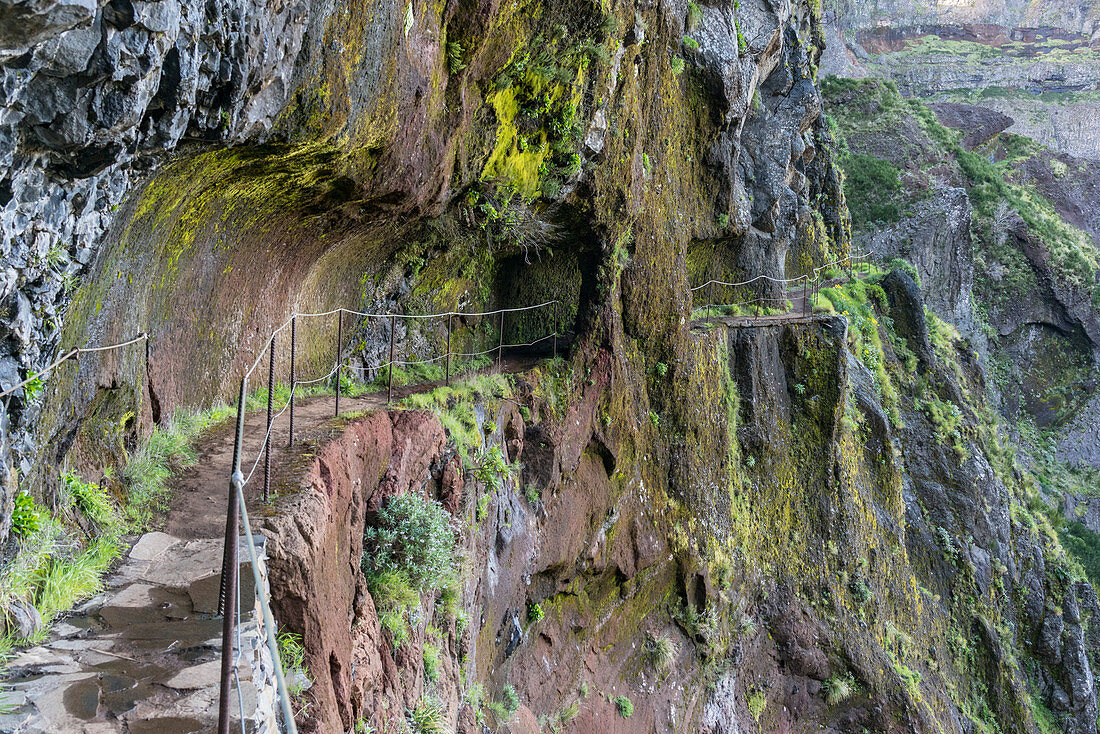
524 483 540 503
527 600 544 624
683 35 700 50
446 41 467 74
649 411 660 428
276 631 312 695
671 56 685 75
11 492 41 538
474 445 517 490
686 0 702 28
893 660 922 702
362 493 457 592
61 473 117 527
644 631 678 670
487 685 521 724
423 641 441 681
849 578 873 605
502 684 520 714
747 690 766 722
823 674 857 705
408 696 446 734
614 695 633 717
654 362 668 378
22 373 42 402
364 570 420 647
436 584 460 622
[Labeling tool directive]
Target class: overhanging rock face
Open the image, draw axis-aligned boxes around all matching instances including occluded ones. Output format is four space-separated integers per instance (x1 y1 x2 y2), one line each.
0 0 310 481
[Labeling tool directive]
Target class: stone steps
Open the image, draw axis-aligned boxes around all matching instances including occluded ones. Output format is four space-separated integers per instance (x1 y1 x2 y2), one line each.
0 532 277 734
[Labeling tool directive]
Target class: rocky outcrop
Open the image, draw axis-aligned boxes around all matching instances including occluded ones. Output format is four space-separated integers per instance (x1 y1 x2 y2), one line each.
261 409 454 733
929 102 1013 150
24 0 849 508
0 0 310 498
819 0 1100 160
864 187 980 342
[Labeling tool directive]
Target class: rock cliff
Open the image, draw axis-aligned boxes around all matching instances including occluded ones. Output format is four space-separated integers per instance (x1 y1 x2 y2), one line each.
5 0 1100 731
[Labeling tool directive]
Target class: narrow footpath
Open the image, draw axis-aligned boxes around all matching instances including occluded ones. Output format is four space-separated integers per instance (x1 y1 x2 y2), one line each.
0 354 541 733
0 390 387 734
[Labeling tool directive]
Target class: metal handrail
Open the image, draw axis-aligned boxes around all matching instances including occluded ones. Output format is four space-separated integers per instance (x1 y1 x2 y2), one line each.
217 298 563 734
692 252 874 320
0 332 149 399
689 251 872 293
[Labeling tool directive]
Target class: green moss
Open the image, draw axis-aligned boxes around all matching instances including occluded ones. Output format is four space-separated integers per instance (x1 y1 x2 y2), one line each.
481 45 587 198
843 153 902 228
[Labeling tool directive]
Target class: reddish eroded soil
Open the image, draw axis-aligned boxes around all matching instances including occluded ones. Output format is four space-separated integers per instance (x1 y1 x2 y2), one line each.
163 391 386 540
163 358 540 540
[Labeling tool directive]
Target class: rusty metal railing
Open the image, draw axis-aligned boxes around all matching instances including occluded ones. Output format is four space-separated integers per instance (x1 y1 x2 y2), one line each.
216 299 563 734
690 251 873 321
0 332 150 400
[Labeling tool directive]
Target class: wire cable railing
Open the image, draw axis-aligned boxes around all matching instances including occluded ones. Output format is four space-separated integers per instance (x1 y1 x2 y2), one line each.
215 299 563 734
691 251 873 322
0 332 150 400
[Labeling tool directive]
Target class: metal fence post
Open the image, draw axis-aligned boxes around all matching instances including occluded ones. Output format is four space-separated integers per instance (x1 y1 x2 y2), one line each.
387 314 396 403
263 335 275 503
217 376 246 734
288 316 296 448
497 311 504 368
446 313 452 386
335 310 342 418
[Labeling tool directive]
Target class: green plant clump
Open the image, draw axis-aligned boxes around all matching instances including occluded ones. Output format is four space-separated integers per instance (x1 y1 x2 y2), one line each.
747 690 767 722
408 696 446 734
362 493 457 590
276 631 312 695
823 674 857 705
11 492 41 538
61 473 118 527
644 631 678 670
614 695 633 718
361 493 458 646
527 600 544 624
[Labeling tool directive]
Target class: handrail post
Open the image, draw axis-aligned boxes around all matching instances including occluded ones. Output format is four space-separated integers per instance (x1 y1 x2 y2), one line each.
217 376 246 734
446 313 452 386
497 310 504 368
387 314 396 403
263 335 275 503
288 316 296 448
335 310 342 418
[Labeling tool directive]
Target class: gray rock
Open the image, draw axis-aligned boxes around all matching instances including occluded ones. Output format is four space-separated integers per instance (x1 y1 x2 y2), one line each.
882 269 934 368
6 598 43 639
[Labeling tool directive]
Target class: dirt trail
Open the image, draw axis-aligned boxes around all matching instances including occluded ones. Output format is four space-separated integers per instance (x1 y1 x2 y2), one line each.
0 357 537 733
165 356 540 540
